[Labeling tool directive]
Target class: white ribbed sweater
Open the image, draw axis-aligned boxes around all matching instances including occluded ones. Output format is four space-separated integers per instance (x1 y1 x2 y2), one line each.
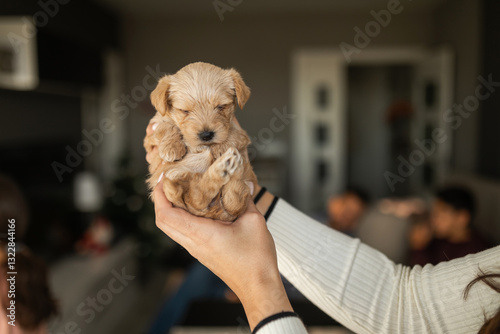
257 199 500 334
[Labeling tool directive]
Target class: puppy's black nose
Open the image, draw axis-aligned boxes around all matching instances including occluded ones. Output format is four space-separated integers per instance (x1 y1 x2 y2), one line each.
199 131 215 142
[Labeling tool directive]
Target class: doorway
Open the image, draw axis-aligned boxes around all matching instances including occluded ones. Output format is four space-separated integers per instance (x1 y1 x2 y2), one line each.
347 65 413 199
290 47 454 213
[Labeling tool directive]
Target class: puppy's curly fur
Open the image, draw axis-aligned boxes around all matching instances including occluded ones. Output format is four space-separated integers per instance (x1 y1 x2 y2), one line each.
144 62 257 221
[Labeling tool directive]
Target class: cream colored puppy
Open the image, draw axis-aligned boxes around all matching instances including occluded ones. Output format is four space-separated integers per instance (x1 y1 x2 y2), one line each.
144 62 257 221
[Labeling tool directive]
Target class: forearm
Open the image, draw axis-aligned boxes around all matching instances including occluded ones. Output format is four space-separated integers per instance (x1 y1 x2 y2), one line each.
266 197 500 334
238 270 294 330
241 278 308 334
255 186 398 331
246 186 308 333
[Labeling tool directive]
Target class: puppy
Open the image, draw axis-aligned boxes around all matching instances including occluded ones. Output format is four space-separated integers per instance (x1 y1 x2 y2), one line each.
144 62 257 221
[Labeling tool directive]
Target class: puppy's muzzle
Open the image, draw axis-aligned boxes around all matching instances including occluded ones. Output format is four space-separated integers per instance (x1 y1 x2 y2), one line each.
199 130 215 142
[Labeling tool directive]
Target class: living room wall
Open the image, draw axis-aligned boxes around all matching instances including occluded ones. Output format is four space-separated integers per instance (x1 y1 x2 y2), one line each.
122 11 436 175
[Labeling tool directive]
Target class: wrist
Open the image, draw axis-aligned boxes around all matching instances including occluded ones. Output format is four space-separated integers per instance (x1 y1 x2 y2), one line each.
238 269 293 330
253 185 276 216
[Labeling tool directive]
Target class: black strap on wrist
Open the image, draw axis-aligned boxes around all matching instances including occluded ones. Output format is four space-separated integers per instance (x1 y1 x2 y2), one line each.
252 311 300 334
264 196 279 221
253 187 267 204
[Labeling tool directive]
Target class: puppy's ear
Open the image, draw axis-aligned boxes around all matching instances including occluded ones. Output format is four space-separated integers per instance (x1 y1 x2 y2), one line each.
228 69 251 109
151 75 171 116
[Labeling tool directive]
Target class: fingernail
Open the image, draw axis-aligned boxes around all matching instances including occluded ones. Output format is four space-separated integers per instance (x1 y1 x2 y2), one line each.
157 172 164 184
245 181 254 196
152 123 158 131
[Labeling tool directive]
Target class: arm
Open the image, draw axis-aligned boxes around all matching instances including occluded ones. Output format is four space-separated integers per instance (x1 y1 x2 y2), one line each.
147 121 499 333
263 196 500 334
152 184 307 332
147 122 308 333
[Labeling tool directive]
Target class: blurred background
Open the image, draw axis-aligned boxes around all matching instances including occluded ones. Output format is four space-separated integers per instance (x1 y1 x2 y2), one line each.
0 0 499 333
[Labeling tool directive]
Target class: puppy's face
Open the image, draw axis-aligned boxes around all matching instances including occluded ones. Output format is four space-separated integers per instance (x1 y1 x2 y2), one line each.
151 62 250 150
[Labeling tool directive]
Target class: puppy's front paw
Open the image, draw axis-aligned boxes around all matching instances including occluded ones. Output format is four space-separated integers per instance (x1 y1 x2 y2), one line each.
159 141 187 162
215 148 243 181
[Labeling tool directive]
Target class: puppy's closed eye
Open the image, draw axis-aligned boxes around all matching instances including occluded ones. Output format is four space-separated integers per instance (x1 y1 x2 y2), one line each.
215 104 226 111
176 107 190 114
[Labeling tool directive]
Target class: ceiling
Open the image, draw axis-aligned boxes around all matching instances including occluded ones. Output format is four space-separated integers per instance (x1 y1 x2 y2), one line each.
95 0 449 18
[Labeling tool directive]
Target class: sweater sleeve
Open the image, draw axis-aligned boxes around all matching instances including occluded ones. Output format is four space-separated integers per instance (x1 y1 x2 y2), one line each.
253 312 308 334
267 199 500 334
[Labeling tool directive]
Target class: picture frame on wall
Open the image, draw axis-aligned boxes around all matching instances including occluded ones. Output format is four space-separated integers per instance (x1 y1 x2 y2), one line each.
0 16 38 90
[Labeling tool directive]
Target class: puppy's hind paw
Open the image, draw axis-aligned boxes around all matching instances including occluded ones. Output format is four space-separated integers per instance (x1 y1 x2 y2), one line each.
216 148 242 180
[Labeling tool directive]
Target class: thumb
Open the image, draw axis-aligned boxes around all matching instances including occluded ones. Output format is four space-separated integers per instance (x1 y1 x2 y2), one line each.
243 195 263 217
244 181 254 196
246 199 259 213
152 179 173 210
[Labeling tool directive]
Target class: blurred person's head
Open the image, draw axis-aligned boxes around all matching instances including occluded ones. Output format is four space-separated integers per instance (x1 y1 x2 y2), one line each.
328 186 370 233
0 174 58 330
408 212 432 251
0 249 58 330
431 186 475 240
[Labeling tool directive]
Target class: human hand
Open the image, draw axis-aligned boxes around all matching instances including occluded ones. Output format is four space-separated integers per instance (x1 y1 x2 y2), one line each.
145 122 157 159
153 182 293 329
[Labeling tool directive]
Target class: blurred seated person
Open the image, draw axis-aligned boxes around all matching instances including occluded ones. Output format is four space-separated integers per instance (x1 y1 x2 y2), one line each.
409 186 489 266
356 199 416 264
327 186 370 237
0 174 58 334
357 197 426 264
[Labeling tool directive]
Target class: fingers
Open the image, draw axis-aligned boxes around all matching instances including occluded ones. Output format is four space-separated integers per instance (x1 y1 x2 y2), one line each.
237 195 265 222
145 122 160 164
244 181 255 196
152 179 170 206
146 122 157 136
245 200 262 216
146 146 159 164
152 180 196 247
148 122 209 252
